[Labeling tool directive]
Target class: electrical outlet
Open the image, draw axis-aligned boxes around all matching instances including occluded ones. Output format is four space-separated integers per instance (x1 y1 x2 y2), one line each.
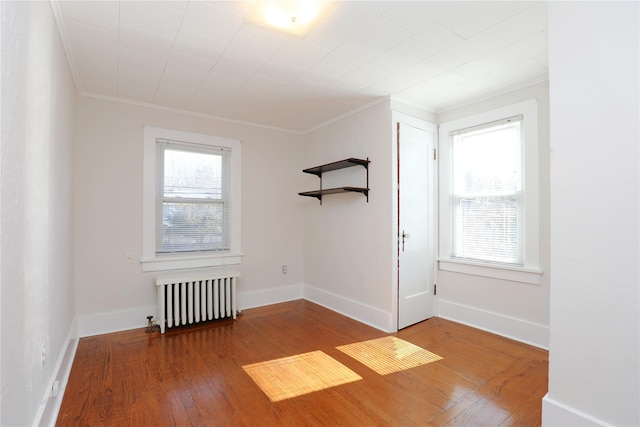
51 380 60 397
125 252 134 264
282 265 287 274
41 343 46 368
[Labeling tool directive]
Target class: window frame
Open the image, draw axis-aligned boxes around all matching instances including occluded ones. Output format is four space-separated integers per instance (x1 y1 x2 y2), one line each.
438 100 542 285
142 126 242 272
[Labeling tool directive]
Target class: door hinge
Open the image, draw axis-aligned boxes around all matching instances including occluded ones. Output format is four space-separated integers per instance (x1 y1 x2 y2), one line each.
433 148 437 160
434 283 437 295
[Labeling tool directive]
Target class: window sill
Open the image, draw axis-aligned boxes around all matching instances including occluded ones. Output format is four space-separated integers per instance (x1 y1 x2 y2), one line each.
141 252 243 272
438 258 542 285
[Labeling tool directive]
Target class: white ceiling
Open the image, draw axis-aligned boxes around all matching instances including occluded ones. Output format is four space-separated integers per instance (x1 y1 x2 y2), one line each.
52 1 548 133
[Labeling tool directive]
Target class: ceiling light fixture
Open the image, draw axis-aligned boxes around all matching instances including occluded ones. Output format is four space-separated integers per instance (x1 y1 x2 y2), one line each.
248 0 334 36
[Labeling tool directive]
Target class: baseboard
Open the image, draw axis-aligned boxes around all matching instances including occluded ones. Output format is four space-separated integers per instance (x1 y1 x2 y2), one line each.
76 284 305 337
75 282 391 338
303 284 393 332
77 305 156 337
35 320 79 427
437 299 549 349
542 394 606 426
237 284 303 310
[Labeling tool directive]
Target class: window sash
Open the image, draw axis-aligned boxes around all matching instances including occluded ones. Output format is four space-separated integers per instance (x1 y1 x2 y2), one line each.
156 141 230 254
453 193 523 265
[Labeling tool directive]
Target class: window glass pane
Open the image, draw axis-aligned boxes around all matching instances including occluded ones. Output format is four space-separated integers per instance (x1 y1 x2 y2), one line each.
455 195 520 264
159 202 227 253
163 149 222 199
453 122 521 195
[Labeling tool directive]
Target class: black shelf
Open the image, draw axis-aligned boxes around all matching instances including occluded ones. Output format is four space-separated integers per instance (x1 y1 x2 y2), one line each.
299 158 370 205
298 186 369 201
302 158 370 177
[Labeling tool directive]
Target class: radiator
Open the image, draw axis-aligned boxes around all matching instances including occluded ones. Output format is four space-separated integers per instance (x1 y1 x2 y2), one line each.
155 270 240 334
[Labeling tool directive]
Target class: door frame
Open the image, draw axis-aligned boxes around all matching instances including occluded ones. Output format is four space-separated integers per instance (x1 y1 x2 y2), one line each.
390 112 439 331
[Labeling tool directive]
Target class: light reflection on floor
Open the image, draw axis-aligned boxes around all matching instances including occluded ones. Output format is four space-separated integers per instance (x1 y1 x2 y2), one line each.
336 336 443 375
243 337 443 402
242 350 362 402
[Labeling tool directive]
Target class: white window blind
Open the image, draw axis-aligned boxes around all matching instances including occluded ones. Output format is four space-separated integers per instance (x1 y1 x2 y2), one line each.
452 116 523 265
156 140 230 254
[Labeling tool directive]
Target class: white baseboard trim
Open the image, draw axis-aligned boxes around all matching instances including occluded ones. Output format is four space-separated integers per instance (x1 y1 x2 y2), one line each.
437 299 549 349
77 305 156 337
237 284 303 310
542 394 606 426
75 283 391 338
77 285 305 337
303 284 393 332
35 320 79 427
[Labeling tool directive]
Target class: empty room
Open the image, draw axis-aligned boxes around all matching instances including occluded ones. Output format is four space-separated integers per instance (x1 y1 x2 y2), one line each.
1 1 638 426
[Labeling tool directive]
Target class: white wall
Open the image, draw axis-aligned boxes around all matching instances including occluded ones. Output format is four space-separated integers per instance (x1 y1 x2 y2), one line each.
434 82 551 348
543 2 639 426
0 1 77 425
73 96 305 336
301 99 395 331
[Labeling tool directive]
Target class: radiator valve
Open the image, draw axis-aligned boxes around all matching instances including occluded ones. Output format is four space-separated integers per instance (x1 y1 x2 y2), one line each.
146 315 160 333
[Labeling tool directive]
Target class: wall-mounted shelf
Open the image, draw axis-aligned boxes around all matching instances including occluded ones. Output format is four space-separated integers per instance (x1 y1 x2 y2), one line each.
299 158 370 205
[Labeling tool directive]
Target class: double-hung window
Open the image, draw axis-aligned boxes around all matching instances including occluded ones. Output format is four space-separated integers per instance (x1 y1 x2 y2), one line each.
439 100 541 284
142 127 242 272
452 117 523 265
157 141 229 254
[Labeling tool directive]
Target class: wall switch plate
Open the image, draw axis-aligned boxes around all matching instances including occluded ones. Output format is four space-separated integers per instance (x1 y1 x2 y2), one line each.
282 265 287 274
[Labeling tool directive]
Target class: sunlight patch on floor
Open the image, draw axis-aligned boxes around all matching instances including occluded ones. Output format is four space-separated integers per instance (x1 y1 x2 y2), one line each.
242 350 362 402
336 336 442 375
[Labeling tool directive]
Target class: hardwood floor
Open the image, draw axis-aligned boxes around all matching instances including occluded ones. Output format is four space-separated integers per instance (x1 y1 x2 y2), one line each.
57 300 548 426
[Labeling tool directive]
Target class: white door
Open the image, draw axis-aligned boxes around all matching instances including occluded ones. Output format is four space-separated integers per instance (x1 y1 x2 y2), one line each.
397 120 437 329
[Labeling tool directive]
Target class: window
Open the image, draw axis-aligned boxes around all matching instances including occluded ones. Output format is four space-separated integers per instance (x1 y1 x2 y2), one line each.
452 117 523 265
157 142 229 254
142 127 242 272
439 100 541 284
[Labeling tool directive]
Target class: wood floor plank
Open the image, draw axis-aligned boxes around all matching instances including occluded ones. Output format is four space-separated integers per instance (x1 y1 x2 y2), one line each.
57 300 548 426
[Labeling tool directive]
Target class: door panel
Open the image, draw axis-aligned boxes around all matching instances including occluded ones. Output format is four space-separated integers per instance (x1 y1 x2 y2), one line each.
398 121 436 329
